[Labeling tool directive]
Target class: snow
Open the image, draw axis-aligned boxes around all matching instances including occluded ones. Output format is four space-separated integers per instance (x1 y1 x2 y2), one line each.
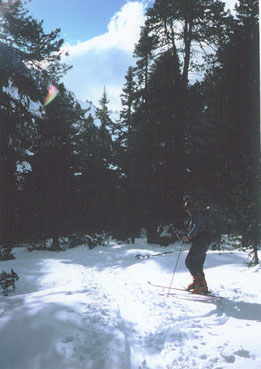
0 238 260 369
3 82 42 118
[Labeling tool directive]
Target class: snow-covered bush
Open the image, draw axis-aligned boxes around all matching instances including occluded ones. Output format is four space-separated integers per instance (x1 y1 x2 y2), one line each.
221 234 242 250
68 232 109 249
27 239 51 251
0 269 19 296
0 246 15 261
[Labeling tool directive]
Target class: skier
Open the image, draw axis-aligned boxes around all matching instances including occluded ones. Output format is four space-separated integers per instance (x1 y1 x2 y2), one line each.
181 200 211 294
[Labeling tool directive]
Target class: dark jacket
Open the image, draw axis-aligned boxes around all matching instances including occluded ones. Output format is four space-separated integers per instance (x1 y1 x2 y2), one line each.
187 211 209 246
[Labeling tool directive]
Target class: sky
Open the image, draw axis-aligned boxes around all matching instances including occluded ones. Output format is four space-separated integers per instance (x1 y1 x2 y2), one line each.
26 0 150 112
26 0 237 112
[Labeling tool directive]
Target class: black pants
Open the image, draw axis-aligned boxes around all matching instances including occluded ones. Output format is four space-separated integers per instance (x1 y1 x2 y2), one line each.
185 241 209 276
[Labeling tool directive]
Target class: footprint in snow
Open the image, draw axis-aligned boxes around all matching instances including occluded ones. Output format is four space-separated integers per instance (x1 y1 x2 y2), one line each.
221 353 236 363
234 348 252 359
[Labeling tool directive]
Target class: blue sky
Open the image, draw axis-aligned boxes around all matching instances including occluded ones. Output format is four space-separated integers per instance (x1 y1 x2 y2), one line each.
26 0 150 111
27 0 138 43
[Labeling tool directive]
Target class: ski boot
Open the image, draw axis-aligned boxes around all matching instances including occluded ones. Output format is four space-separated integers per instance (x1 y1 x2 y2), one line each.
191 273 209 295
187 272 202 291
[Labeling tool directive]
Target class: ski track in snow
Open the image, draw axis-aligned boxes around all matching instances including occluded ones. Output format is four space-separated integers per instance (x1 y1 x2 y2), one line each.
0 239 260 369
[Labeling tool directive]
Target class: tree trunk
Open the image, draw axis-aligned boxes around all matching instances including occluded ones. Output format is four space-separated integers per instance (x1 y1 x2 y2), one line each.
146 223 158 244
252 244 259 265
51 235 62 251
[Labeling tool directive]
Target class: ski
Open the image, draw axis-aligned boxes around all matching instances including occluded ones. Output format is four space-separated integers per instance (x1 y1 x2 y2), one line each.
147 281 221 299
164 292 221 303
148 281 187 292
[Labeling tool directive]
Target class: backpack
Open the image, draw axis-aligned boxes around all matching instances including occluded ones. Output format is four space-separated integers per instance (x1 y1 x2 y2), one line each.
204 207 222 246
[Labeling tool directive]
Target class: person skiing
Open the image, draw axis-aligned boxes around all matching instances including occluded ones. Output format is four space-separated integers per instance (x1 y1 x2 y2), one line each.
181 200 211 294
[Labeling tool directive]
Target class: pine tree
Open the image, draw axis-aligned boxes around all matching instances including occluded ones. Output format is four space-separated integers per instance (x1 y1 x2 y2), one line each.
112 67 141 241
146 0 230 86
127 49 184 240
223 0 260 258
93 88 121 233
72 112 101 233
146 50 183 225
23 86 85 250
0 1 71 251
134 24 156 106
72 106 119 235
95 87 115 166
129 0 231 242
119 67 136 138
189 0 260 260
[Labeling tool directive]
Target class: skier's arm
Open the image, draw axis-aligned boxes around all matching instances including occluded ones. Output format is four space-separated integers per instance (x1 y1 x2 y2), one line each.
187 213 204 240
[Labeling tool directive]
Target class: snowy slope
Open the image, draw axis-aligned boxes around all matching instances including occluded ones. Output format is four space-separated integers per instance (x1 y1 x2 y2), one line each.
0 238 260 369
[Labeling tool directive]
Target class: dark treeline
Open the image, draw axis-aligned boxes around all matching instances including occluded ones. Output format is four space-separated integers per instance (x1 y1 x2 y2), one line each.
0 1 260 260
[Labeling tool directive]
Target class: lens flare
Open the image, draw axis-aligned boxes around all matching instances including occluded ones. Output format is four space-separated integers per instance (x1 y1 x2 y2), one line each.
44 84 59 107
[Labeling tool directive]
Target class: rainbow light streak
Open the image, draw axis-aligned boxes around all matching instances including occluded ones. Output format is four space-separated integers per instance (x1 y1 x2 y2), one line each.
44 84 59 107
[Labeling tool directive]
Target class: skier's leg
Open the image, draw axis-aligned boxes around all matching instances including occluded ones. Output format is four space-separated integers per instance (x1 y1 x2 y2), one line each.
185 244 203 276
194 253 206 275
185 243 209 291
192 245 209 293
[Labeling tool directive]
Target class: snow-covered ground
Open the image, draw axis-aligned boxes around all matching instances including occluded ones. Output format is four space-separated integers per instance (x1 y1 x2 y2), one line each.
0 238 260 369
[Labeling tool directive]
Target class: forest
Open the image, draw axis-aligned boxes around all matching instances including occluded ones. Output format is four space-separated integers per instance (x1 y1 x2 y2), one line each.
0 0 260 262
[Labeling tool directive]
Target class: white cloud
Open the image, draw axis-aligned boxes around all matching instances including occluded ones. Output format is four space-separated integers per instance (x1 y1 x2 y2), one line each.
224 0 238 12
62 1 146 111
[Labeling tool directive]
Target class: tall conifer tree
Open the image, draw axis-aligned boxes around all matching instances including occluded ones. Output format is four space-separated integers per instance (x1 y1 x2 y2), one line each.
0 0 71 250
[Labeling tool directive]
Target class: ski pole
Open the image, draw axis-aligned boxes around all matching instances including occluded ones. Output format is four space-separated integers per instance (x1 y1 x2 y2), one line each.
167 233 183 297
